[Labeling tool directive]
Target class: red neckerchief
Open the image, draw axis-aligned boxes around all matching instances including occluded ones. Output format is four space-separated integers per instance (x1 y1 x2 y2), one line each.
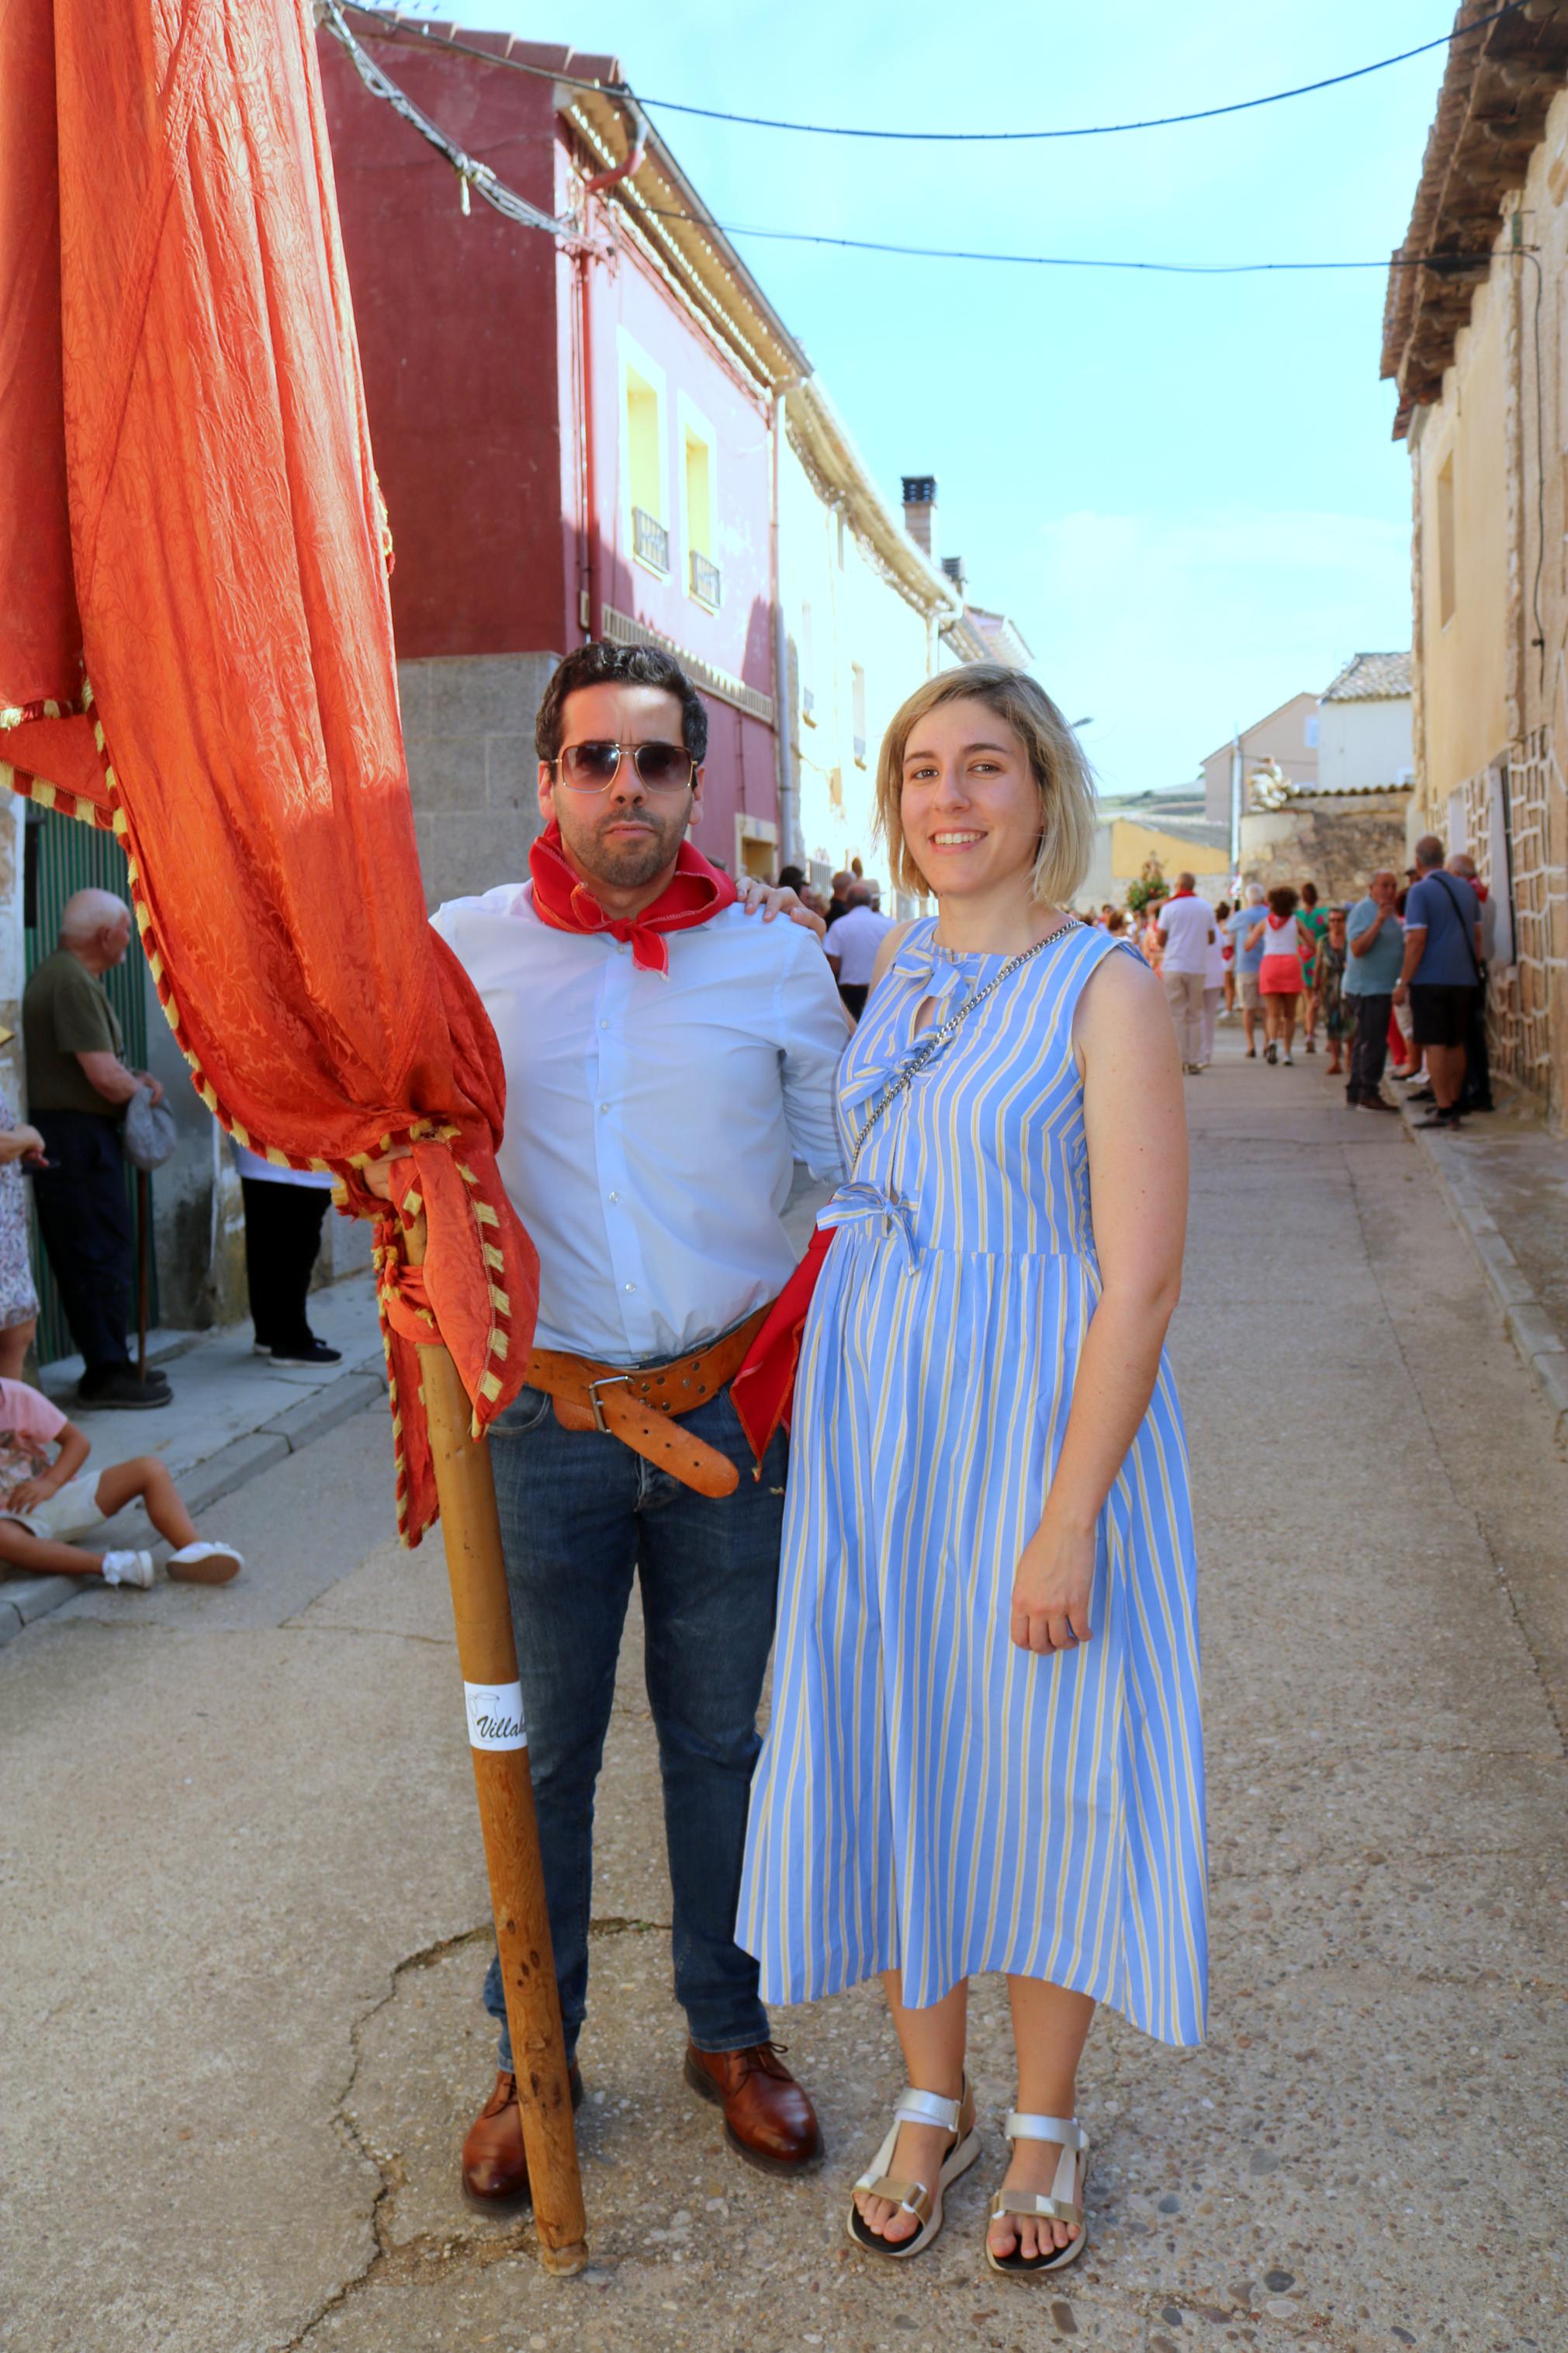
1168 886 1196 899
528 819 738 976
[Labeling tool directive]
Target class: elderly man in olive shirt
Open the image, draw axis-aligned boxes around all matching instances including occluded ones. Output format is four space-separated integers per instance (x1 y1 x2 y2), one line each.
22 889 171 1408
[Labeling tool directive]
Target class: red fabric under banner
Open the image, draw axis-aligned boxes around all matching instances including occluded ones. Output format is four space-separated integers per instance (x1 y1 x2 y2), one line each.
0 0 538 1542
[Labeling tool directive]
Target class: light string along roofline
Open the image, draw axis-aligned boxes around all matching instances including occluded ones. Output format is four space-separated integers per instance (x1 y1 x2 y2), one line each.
341 0 1525 144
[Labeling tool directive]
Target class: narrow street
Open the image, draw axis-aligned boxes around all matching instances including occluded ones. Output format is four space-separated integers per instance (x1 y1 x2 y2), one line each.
2 1026 1565 2353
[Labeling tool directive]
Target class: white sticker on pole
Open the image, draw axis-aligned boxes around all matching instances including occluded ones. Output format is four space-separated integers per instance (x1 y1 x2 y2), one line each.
464 1680 528 1752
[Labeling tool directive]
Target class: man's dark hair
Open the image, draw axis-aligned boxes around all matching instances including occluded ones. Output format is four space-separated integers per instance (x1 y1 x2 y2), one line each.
535 639 708 765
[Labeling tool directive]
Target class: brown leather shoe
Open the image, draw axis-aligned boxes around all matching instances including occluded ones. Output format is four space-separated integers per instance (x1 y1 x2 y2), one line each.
684 2041 824 2175
460 2063 583 2207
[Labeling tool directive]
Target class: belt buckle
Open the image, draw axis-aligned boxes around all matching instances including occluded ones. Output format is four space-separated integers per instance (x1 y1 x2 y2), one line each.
587 1371 631 1433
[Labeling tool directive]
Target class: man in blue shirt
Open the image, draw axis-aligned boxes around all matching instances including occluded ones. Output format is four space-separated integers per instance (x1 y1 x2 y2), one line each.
1226 883 1268 1059
1394 835 1483 1128
1343 868 1404 1111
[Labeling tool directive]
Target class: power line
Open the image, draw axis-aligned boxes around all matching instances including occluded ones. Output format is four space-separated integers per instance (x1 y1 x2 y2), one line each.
342 0 1525 145
646 209 1445 275
331 4 1507 280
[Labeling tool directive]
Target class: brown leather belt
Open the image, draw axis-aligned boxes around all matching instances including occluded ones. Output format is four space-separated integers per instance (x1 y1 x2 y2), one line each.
524 1305 770 1499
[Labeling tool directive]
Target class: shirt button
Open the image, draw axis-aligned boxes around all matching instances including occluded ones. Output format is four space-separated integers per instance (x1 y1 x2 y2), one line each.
624 1281 636 1292
598 1101 609 1114
607 1190 620 1204
599 1019 609 1031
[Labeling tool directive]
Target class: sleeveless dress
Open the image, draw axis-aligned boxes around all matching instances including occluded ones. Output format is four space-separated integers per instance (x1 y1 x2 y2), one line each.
738 918 1207 2046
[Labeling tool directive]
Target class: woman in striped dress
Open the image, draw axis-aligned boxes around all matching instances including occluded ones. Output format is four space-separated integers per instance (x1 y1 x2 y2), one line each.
739 664 1206 2278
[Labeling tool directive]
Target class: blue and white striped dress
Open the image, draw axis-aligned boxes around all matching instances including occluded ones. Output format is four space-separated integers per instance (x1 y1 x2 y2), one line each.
739 918 1207 2046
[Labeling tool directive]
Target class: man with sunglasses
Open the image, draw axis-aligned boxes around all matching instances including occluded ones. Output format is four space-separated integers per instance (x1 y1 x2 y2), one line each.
422 639 846 2206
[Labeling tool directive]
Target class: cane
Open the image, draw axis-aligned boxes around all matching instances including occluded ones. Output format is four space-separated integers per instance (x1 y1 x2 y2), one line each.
136 1166 150 1381
403 1215 588 2275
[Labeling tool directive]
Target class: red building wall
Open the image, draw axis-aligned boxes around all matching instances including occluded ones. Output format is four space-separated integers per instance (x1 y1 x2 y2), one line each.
318 36 575 662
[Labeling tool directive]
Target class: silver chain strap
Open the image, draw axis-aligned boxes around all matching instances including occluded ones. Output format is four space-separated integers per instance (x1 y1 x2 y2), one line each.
848 920 1080 1171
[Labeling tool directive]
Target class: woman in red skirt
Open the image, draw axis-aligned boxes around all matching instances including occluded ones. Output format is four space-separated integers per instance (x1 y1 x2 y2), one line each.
1244 884 1313 1064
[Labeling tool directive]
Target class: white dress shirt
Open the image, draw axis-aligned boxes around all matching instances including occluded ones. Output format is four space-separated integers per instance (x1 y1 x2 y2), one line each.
431 885 848 1364
1158 893 1216 976
827 903 893 986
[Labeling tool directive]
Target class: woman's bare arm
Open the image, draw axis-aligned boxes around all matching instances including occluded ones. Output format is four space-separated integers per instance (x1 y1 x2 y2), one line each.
867 918 913 993
1011 948 1188 1652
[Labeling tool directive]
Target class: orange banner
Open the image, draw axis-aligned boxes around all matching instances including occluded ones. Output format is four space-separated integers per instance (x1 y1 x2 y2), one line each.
0 0 538 1540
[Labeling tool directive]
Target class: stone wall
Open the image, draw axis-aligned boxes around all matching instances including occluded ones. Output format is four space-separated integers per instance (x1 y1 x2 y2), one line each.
1459 732 1565 1107
1237 791 1413 903
398 653 561 912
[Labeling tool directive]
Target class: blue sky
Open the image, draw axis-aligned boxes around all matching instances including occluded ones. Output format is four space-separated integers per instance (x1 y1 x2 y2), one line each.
377 2 1451 796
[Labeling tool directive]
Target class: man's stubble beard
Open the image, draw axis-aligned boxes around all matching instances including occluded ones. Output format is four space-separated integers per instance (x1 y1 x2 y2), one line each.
556 798 691 893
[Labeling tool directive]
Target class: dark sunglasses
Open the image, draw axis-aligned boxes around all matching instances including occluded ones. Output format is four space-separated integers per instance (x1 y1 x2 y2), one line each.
554 740 697 795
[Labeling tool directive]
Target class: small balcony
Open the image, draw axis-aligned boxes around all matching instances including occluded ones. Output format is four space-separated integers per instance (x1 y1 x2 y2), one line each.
689 548 722 608
632 505 669 574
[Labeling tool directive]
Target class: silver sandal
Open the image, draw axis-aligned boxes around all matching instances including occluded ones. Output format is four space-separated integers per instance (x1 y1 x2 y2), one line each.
985 2110 1089 2277
846 2079 980 2260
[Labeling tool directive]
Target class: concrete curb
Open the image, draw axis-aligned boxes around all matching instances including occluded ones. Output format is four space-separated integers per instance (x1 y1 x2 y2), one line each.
1400 1099 1568 1451
0 1357 386 1651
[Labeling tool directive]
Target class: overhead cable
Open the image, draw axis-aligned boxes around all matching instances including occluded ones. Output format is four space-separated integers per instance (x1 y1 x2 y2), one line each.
340 0 1526 146
644 209 1480 275
326 2 1509 281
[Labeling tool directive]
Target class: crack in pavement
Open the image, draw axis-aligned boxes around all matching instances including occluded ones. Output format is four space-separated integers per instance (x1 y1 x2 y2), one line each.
282 1922 497 2350
282 1915 673 2345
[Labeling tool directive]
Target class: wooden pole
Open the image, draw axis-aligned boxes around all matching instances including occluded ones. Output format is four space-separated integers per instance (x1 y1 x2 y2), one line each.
408 1243 588 2275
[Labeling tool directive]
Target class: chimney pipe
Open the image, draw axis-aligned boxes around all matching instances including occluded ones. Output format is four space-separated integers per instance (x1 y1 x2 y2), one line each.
902 473 937 560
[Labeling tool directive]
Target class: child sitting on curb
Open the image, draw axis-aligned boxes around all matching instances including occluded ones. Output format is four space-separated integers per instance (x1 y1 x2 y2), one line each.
0 1377 242 1589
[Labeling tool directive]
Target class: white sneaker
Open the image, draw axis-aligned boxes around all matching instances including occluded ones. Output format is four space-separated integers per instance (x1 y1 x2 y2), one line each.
168 1541 244 1585
101 1549 155 1589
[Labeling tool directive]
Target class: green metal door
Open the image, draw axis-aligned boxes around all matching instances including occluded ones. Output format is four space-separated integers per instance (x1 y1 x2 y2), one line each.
23 805 160 1364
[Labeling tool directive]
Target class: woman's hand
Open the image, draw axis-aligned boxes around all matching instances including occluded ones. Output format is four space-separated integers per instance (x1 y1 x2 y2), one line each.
736 877 826 939
1010 1518 1096 1653
0 1124 46 1166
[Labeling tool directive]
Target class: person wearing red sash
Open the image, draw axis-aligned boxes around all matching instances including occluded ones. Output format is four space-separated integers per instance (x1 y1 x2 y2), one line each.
395 641 846 2204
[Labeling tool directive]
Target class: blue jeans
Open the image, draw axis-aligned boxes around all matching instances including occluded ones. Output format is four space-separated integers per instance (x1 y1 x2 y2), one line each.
482 1380 787 2068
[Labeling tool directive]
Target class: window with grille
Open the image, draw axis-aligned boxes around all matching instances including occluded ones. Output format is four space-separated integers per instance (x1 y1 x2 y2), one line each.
684 424 720 605
625 362 666 573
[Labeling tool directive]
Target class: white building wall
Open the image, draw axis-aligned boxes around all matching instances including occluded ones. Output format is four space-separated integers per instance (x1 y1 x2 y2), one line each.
1317 697 1415 794
777 438 933 900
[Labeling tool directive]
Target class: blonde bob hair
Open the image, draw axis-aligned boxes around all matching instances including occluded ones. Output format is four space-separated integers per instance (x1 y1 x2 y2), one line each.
874 663 1096 906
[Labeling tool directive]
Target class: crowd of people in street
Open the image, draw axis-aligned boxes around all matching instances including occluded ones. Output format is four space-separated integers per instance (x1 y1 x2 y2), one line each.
1084 837 1492 1127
